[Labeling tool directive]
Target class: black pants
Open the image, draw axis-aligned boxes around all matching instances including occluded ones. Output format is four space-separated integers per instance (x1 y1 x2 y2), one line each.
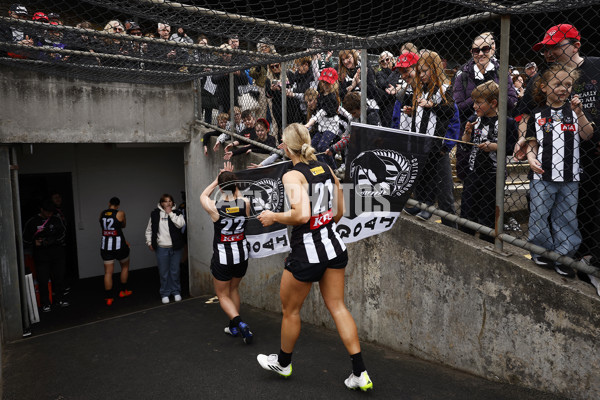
459 170 496 243
34 246 66 306
413 151 456 227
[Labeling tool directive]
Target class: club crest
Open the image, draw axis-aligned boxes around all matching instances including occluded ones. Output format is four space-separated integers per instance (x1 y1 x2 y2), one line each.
349 150 418 197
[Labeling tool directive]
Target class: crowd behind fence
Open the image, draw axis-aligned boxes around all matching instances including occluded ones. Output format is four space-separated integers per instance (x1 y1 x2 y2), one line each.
1 1 599 293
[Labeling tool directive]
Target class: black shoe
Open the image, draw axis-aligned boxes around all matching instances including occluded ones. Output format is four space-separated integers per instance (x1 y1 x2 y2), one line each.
532 255 554 267
416 210 432 221
403 206 420 216
554 264 575 278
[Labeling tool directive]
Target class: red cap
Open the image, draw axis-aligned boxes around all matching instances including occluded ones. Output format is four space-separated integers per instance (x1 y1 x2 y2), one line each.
256 118 270 131
532 24 580 52
319 67 338 84
393 52 419 70
32 12 49 22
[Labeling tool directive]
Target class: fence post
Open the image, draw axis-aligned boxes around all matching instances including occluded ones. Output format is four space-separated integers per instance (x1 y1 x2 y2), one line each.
194 78 203 122
494 14 511 252
229 72 235 132
281 61 288 134
360 48 368 124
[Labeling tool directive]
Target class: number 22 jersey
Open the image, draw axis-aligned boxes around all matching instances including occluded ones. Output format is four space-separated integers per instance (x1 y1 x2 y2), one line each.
212 198 250 265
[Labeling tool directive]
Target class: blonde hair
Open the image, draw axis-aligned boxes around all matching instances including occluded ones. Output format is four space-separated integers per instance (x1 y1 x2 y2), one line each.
217 112 229 122
400 42 418 54
533 63 580 106
338 49 360 81
412 51 450 110
471 80 499 103
282 123 317 163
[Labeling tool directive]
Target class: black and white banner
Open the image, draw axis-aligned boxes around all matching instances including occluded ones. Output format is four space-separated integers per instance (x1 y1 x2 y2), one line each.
336 123 432 243
233 163 291 258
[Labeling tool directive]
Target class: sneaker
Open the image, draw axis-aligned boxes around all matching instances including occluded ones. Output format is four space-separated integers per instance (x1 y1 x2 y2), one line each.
416 210 432 221
224 326 239 337
256 354 292 377
42 304 51 313
119 290 133 298
161 296 170 304
532 255 554 267
105 298 114 306
59 300 70 308
403 206 420 216
238 321 253 344
555 264 575 278
344 371 373 391
174 294 182 302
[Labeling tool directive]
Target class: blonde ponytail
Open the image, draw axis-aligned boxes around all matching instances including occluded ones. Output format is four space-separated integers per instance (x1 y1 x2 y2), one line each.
282 123 317 164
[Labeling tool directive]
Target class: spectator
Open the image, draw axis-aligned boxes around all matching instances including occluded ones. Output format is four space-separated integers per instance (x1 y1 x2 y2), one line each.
287 56 316 122
338 49 382 115
309 36 334 76
453 32 517 129
400 42 418 54
249 40 276 120
48 12 62 25
203 112 229 155
303 88 318 123
223 110 257 155
458 81 518 242
22 200 70 312
1 4 34 58
212 44 249 114
145 193 186 304
390 52 419 131
214 106 244 151
228 35 239 50
524 64 594 277
224 118 276 160
376 51 399 127
101 20 125 63
525 61 537 78
34 13 68 62
68 21 100 65
265 61 302 140
402 51 458 226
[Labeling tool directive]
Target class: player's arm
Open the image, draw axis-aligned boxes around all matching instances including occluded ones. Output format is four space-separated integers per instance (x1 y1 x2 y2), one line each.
117 210 126 228
258 171 310 226
328 166 345 223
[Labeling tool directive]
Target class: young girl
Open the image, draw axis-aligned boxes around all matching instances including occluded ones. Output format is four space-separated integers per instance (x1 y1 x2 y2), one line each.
304 68 341 168
405 51 458 226
224 118 276 160
200 162 253 344
525 64 593 276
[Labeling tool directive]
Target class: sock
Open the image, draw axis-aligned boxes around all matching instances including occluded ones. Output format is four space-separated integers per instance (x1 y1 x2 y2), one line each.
232 316 242 327
350 352 366 376
120 282 129 292
278 349 292 368
104 289 113 299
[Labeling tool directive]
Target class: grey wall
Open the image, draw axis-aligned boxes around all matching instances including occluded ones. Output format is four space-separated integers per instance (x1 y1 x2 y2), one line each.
0 65 193 144
17 144 186 279
186 128 600 400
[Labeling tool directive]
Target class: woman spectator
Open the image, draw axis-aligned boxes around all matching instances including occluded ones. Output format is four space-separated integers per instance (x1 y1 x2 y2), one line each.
512 74 525 118
249 40 276 120
145 194 186 304
288 56 317 122
338 49 383 114
212 44 249 115
376 51 399 127
453 32 517 126
265 61 302 141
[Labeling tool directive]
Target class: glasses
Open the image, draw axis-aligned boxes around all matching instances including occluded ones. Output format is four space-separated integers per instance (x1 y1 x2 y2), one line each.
112 27 124 33
129 30 142 36
379 58 392 64
471 45 492 55
539 41 573 55
269 64 280 69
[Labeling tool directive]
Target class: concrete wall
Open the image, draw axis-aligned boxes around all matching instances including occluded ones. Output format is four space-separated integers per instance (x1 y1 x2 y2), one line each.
17 144 186 279
0 65 193 143
186 128 600 399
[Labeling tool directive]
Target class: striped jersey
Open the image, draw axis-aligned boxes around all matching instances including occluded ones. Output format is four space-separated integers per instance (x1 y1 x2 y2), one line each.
467 116 499 172
526 104 583 182
289 161 346 264
99 209 126 251
213 198 249 265
412 83 450 136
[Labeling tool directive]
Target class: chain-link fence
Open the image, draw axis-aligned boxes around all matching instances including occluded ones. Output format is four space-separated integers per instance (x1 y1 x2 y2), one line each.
2 1 600 284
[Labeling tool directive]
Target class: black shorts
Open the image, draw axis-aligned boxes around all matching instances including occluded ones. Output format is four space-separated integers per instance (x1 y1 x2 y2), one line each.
210 256 249 281
285 250 348 283
100 246 130 263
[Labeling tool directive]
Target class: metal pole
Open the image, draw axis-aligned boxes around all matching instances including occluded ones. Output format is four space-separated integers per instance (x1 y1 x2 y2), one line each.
360 49 368 124
10 147 29 334
229 72 235 133
281 61 288 134
494 14 511 253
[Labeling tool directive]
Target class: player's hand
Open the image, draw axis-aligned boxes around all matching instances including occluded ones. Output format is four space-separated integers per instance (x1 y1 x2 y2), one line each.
258 210 276 227
220 161 233 173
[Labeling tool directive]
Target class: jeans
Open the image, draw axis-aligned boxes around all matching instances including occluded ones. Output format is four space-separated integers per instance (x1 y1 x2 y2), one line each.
529 180 581 257
155 246 183 298
311 130 337 169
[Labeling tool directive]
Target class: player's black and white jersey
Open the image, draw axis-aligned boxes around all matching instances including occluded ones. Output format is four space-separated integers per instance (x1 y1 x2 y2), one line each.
100 209 126 251
527 104 583 182
213 198 249 265
289 161 346 264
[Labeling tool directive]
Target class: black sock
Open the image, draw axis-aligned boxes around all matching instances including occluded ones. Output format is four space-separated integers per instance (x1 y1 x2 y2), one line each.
278 349 292 368
104 289 113 299
120 282 128 292
232 316 242 327
350 352 366 376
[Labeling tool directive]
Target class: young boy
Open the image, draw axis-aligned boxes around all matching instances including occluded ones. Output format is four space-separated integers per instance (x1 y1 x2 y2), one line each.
202 112 229 155
458 81 517 242
224 118 276 160
223 110 258 157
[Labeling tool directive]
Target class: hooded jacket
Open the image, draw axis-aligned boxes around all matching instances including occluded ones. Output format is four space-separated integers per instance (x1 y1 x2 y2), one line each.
145 203 186 250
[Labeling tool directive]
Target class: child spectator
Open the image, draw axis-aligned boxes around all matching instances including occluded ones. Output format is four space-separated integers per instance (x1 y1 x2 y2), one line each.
203 112 229 155
458 81 518 242
214 106 244 151
305 67 342 168
525 64 594 277
223 110 258 157
224 118 276 160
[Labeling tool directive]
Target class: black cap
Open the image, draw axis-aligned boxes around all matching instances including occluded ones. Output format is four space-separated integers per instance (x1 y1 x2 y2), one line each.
9 4 28 15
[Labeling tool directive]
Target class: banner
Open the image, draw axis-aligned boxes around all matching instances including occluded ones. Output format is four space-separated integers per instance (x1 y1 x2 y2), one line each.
233 162 291 258
336 123 433 243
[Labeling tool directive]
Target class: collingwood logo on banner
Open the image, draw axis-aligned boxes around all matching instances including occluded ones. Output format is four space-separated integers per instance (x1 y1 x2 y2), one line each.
349 150 418 198
243 178 286 216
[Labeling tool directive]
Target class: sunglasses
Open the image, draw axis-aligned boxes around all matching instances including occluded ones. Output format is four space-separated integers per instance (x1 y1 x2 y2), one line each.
269 64 280 69
379 58 392 64
471 45 492 55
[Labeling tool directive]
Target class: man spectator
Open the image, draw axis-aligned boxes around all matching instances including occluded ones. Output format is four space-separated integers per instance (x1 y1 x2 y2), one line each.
228 35 240 50
513 24 600 284
524 61 537 78
23 200 70 312
1 3 34 58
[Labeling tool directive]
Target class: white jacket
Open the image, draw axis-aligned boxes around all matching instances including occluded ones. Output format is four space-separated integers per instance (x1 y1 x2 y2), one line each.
145 203 186 248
